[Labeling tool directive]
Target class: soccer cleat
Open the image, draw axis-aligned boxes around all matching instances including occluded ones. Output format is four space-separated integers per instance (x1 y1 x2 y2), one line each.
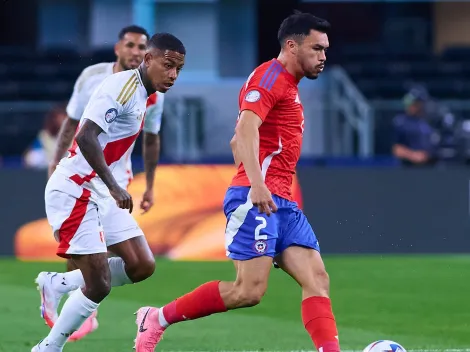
31 339 43 352
68 310 99 342
134 306 165 352
35 272 65 328
31 339 62 352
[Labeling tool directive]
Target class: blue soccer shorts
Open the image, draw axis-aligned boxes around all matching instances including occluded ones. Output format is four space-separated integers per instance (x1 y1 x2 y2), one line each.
223 186 320 260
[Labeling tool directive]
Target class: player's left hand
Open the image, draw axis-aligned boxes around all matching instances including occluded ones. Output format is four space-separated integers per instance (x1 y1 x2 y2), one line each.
140 189 154 214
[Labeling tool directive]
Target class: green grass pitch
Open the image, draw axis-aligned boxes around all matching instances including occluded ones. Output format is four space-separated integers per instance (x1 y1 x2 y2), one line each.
0 255 469 351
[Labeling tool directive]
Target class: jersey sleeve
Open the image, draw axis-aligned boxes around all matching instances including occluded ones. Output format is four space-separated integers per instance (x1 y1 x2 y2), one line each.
239 66 285 121
143 92 164 134
66 69 90 121
82 76 124 134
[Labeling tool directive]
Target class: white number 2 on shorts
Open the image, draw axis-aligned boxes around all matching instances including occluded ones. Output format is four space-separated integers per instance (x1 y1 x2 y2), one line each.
254 216 267 240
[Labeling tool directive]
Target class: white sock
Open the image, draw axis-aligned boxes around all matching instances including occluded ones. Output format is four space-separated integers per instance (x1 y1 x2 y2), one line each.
52 257 132 294
45 289 99 347
108 257 133 287
53 270 83 293
158 309 169 328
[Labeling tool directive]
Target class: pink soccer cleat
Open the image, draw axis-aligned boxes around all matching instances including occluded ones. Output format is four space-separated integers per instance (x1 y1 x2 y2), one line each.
68 310 99 342
134 307 165 352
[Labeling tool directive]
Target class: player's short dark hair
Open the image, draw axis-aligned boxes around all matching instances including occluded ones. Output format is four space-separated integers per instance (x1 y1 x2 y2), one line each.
118 25 150 40
278 11 330 46
148 33 186 55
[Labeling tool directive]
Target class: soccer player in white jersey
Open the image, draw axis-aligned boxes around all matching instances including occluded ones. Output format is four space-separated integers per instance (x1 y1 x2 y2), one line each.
31 33 186 352
41 25 165 342
49 25 151 178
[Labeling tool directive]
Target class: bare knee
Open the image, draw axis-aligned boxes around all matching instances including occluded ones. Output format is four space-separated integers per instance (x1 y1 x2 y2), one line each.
125 256 155 283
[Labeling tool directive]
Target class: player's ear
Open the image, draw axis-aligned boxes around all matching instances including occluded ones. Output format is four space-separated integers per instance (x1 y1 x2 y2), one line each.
286 39 297 55
143 52 153 67
114 41 121 57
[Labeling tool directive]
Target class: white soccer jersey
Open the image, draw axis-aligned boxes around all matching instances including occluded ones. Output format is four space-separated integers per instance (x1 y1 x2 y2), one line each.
66 62 115 121
115 91 164 189
57 69 150 197
65 62 164 189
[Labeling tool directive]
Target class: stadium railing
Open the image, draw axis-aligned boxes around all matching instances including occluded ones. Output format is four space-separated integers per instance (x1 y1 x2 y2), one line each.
329 66 375 157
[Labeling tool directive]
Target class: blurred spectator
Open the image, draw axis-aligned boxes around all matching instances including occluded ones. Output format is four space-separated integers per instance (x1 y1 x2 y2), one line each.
392 89 437 167
23 104 67 169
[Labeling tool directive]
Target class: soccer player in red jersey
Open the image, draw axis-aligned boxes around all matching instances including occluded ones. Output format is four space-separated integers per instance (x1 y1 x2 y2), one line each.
134 12 340 352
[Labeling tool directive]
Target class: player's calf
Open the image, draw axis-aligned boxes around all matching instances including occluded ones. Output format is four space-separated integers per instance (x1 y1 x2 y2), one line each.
121 256 155 283
108 236 155 283
222 275 267 308
75 254 112 303
303 267 330 298
160 256 271 325
277 247 340 352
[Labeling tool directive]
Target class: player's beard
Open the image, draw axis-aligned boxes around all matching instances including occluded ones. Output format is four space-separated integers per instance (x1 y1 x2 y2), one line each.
300 59 319 80
305 72 319 80
119 58 135 71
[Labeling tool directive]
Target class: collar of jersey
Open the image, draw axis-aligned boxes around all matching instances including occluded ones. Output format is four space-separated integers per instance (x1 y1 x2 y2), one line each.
134 69 144 86
273 59 299 85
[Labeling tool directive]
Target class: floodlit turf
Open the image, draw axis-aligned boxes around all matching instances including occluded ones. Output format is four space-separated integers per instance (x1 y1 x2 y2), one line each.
0 255 469 351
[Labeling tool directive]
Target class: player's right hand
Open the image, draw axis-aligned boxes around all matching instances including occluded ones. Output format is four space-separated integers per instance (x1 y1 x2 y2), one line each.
250 183 278 216
110 186 133 213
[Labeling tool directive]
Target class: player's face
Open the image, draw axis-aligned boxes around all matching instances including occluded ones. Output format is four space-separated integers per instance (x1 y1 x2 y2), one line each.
297 29 329 80
115 33 148 70
145 49 185 93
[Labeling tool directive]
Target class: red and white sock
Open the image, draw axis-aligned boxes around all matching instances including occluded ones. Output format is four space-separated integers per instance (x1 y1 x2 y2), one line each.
302 296 340 352
159 280 227 328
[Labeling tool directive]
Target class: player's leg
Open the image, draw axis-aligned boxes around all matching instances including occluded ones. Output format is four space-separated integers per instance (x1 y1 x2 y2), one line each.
155 185 277 315
162 255 272 318
33 176 109 351
102 194 155 283
35 184 135 325
133 186 277 352
66 258 78 271
33 253 110 351
274 204 340 352
134 256 272 352
38 197 154 304
35 175 96 327
62 256 100 343
107 235 155 284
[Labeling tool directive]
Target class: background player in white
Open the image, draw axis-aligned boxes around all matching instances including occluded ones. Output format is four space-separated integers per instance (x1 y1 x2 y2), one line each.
31 33 186 352
49 25 150 178
41 25 165 341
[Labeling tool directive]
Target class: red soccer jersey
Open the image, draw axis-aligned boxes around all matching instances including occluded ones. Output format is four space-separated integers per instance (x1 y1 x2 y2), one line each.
230 59 305 201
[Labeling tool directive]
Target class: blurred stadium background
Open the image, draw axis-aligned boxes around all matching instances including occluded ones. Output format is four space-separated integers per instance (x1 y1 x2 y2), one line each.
1 0 470 351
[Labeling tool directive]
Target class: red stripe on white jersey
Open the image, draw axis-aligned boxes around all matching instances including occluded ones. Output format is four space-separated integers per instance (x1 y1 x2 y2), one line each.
70 119 144 186
147 92 157 108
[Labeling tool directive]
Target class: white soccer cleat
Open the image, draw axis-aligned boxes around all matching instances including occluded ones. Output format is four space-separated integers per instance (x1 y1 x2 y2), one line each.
35 272 65 328
31 339 63 352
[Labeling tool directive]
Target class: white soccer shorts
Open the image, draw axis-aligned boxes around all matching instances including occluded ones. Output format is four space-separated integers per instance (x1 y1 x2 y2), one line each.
45 172 144 258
